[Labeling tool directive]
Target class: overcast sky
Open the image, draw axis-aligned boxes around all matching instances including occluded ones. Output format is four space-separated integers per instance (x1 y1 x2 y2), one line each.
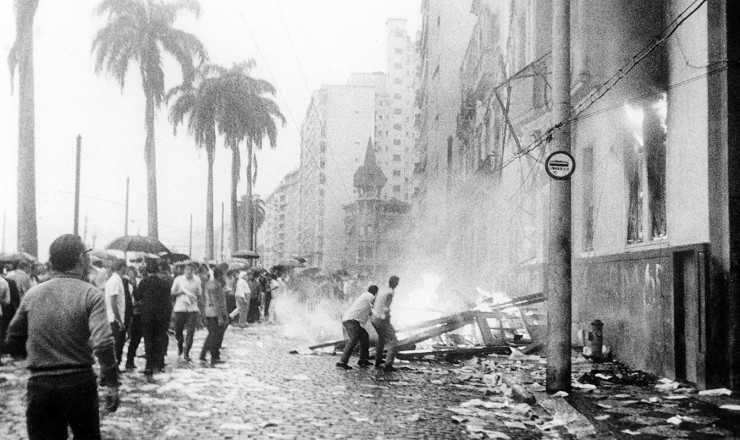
0 0 421 258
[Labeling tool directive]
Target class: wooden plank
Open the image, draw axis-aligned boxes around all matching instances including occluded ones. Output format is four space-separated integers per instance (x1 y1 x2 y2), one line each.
397 318 474 350
397 346 511 360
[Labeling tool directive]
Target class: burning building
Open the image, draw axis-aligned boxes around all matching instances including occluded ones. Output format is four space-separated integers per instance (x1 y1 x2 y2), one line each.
411 0 740 390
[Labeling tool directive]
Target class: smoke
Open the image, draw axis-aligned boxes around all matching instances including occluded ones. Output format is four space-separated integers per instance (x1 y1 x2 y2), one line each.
271 279 345 344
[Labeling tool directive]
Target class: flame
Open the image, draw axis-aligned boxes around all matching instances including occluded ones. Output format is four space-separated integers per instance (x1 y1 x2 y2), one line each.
653 92 668 133
623 103 645 146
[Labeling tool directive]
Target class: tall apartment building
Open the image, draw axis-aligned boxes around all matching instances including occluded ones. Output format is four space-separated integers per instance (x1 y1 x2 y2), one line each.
374 19 419 203
292 20 420 271
259 170 300 266
412 0 477 267
297 76 381 270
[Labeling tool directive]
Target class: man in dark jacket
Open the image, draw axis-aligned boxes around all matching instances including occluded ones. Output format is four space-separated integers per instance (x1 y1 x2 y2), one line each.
138 260 173 375
4 234 120 440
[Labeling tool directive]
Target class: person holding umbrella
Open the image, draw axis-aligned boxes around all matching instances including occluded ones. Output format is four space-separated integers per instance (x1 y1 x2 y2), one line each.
171 261 202 361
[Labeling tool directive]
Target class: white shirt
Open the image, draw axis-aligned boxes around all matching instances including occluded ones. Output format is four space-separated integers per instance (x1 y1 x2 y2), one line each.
343 291 376 324
371 289 394 321
104 272 126 324
171 274 202 313
234 273 251 300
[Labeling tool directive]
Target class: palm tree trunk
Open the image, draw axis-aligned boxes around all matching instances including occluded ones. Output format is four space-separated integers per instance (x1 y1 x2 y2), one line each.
205 147 215 260
245 143 254 252
144 89 159 240
17 17 38 256
230 143 239 255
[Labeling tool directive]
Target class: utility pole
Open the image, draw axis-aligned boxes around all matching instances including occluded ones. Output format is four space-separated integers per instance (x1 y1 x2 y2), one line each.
221 202 225 261
189 213 193 257
124 177 130 236
546 0 573 393
83 214 88 246
2 210 6 252
73 135 81 235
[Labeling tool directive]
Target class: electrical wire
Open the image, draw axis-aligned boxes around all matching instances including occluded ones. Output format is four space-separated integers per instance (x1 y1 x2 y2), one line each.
274 0 353 197
229 0 344 209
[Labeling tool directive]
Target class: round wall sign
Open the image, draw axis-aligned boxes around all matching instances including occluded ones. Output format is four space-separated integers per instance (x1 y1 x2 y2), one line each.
545 151 576 180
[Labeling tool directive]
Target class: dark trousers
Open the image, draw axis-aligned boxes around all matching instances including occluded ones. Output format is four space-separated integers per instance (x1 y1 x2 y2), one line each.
174 311 198 357
263 292 272 318
0 314 5 360
200 317 221 361
247 297 261 323
214 321 227 359
26 370 100 440
142 319 169 370
371 317 398 367
126 314 143 365
110 321 126 366
340 319 370 364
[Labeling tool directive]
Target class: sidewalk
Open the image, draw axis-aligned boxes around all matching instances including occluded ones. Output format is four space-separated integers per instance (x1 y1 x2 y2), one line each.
486 349 740 439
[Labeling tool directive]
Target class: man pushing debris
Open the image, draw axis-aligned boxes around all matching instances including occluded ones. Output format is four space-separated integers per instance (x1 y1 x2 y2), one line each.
336 285 378 370
371 275 400 372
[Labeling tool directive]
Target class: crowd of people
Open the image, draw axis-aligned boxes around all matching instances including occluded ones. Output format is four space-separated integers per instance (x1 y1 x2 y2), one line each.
0 234 289 439
0 233 406 439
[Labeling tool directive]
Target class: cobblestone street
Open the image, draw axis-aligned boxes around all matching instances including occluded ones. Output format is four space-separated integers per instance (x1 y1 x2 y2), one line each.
1 324 574 440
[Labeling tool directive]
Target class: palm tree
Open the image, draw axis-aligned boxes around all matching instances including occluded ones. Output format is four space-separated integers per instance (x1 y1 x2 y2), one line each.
167 65 218 259
8 0 40 256
213 61 285 254
252 195 266 251
92 0 207 240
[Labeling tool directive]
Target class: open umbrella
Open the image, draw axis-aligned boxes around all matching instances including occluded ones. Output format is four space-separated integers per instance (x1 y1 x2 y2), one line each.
276 258 305 268
232 250 259 259
161 252 190 264
105 235 170 255
0 251 37 264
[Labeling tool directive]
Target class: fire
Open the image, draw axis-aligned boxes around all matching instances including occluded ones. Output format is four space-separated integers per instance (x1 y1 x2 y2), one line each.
623 102 645 146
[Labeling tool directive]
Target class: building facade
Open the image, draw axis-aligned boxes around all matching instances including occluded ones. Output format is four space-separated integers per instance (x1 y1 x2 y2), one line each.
259 170 300 267
343 140 411 276
415 0 740 390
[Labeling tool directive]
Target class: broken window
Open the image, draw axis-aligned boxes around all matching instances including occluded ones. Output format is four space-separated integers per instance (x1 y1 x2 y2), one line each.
623 96 667 244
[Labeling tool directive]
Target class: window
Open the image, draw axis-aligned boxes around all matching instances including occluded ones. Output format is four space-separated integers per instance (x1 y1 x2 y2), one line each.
320 158 325 169
393 170 401 177
320 142 326 152
394 93 402 100
393 139 401 146
321 127 326 137
394 108 402 115
319 173 326 184
393 123 402 130
393 154 401 162
624 98 667 244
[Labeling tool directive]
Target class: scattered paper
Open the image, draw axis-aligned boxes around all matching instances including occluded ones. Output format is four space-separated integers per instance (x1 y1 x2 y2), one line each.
720 404 740 411
621 429 641 436
595 373 612 380
482 431 510 439
594 415 610 421
572 382 597 390
407 413 421 422
698 388 732 396
666 416 683 425
552 391 569 397
596 403 613 409
663 395 689 400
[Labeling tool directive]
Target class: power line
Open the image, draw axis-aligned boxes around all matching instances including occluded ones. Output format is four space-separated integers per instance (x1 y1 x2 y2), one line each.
229 0 345 209
489 0 709 175
274 0 352 197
